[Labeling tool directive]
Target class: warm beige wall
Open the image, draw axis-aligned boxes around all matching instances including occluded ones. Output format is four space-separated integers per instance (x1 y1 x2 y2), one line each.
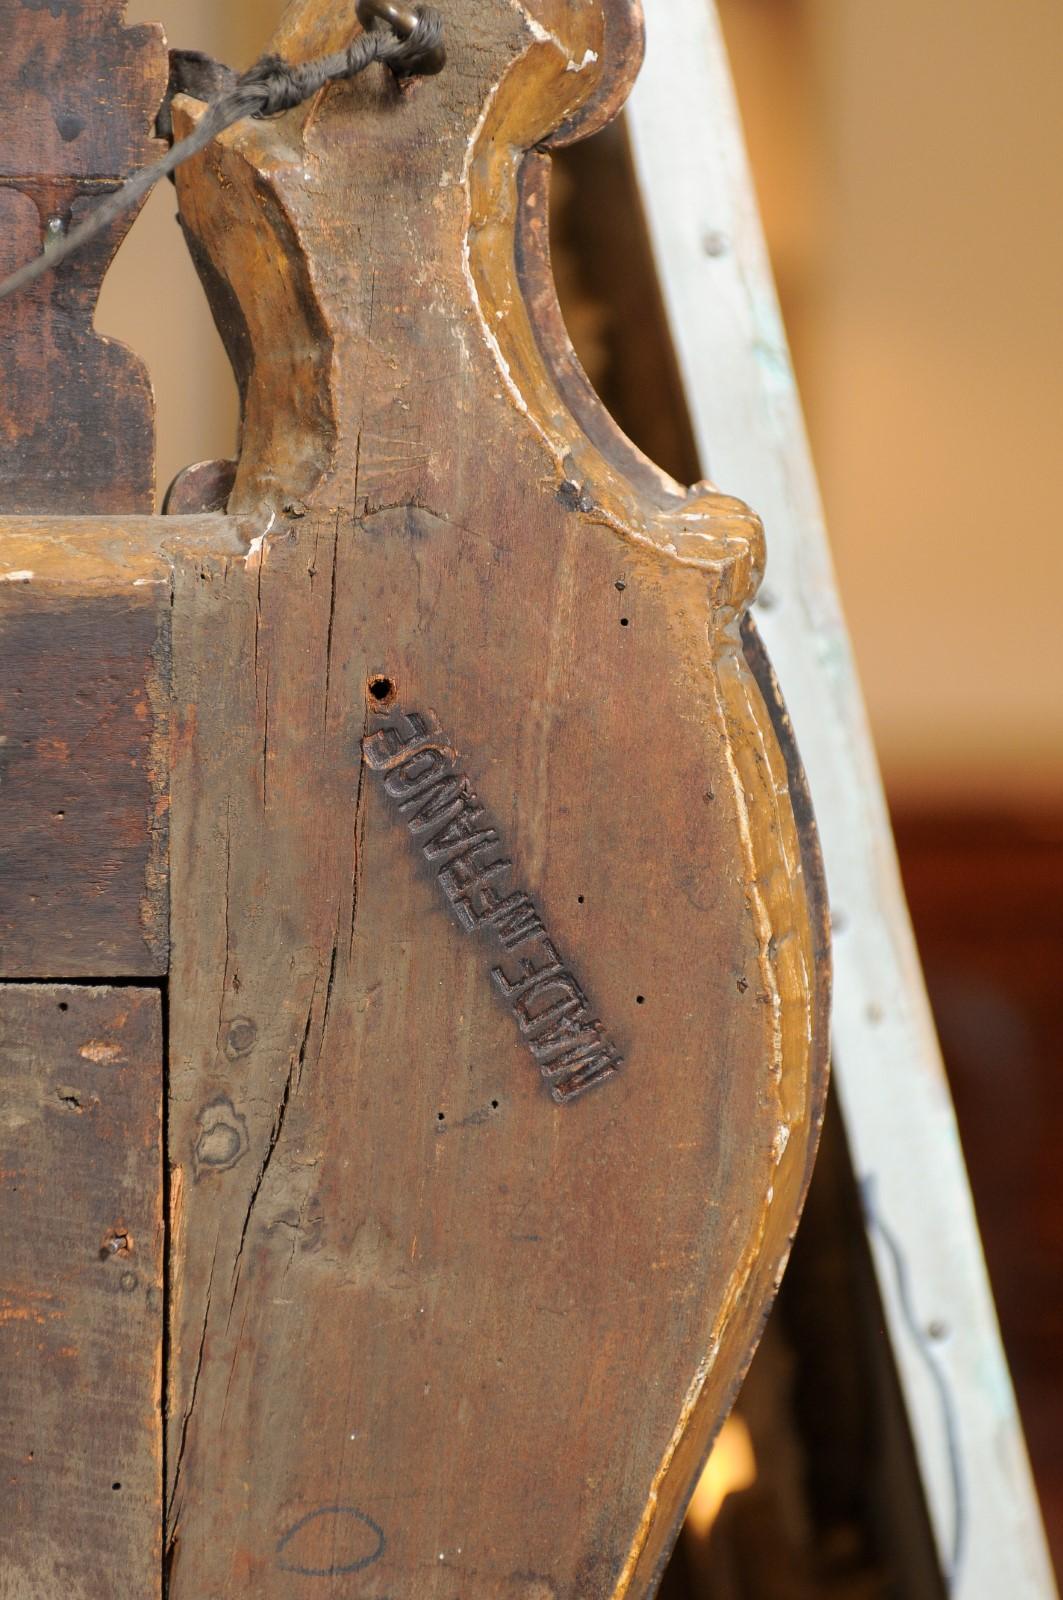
720 0 1063 803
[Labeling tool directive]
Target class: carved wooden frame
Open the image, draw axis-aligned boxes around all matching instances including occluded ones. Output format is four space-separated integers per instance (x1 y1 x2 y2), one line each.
0 2 829 1594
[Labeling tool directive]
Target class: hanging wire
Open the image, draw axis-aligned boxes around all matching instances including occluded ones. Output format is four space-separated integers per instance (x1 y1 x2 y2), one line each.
0 2 445 304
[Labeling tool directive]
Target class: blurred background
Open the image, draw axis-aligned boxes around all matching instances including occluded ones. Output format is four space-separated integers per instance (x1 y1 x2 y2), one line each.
103 0 1062 1591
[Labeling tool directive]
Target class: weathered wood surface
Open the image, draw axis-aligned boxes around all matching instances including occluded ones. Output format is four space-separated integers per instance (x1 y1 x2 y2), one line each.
0 983 163 1599
0 520 171 977
0 515 246 980
0 0 167 513
160 2 830 1595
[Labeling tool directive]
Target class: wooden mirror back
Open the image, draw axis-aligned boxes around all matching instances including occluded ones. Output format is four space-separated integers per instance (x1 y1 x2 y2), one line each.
0 2 830 1595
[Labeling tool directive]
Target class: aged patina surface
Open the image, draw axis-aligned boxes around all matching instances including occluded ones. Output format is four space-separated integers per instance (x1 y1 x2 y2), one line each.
0 2 829 1595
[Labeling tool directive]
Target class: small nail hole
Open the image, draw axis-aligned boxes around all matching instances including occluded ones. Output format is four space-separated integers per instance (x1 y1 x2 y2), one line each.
437 1111 445 1122
577 895 585 904
112 1482 122 1491
490 1100 499 1111
636 995 645 1005
619 617 629 627
368 674 395 707
57 1001 68 1012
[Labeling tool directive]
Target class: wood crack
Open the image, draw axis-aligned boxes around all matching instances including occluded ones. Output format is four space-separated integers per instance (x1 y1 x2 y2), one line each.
352 254 377 514
254 552 269 808
295 976 319 1092
217 802 234 1054
225 1051 297 1327
167 1241 217 1538
348 705 371 960
261 660 270 809
321 514 340 749
319 941 340 1046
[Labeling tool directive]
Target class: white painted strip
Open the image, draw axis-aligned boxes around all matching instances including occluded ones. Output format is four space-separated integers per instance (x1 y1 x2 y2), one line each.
627 4 1057 1594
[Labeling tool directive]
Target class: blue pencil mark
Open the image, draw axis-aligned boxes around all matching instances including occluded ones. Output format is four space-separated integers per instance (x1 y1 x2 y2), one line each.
276 1505 386 1578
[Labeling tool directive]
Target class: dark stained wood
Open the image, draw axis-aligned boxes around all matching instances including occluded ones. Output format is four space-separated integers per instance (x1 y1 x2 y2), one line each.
0 982 163 1599
162 458 236 515
0 521 171 977
160 2 830 1594
0 513 249 981
0 0 831 1591
0 0 168 513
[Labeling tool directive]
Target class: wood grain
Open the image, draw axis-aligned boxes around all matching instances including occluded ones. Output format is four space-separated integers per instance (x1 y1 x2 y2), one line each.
0 0 168 513
0 982 163 1600
0 533 170 978
160 2 830 1594
0 514 249 981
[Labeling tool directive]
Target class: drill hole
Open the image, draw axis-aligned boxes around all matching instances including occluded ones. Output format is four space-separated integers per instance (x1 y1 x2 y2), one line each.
636 995 645 1005
619 617 629 627
368 674 395 708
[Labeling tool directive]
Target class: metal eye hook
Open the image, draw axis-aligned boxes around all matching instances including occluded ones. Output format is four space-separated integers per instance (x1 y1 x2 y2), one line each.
357 0 417 30
356 0 447 77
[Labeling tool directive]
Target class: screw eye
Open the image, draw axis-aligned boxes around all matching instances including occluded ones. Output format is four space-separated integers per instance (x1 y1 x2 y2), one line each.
356 0 447 76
